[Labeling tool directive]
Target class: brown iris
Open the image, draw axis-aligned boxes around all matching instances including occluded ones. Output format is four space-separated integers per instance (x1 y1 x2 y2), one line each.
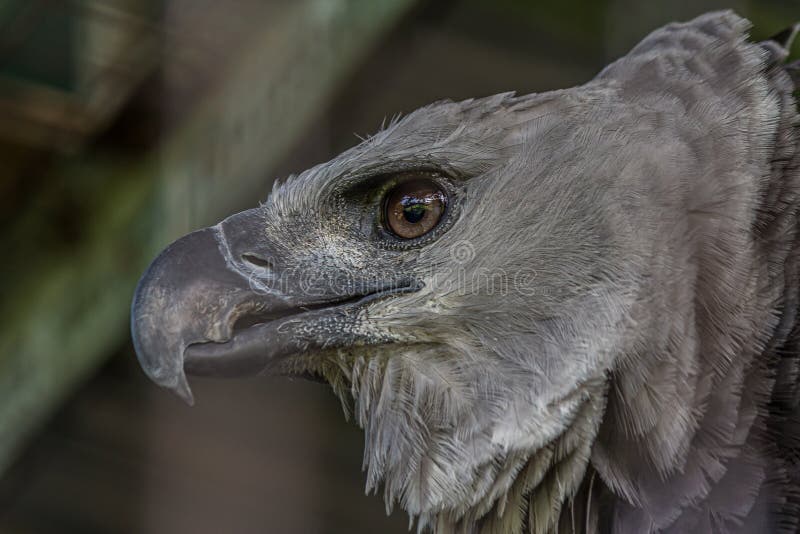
383 178 446 239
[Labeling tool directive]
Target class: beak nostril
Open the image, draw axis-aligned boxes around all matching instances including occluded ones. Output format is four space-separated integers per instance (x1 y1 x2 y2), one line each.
241 253 274 270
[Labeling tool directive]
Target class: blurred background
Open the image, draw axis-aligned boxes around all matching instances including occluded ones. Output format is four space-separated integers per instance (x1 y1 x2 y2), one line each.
0 0 796 532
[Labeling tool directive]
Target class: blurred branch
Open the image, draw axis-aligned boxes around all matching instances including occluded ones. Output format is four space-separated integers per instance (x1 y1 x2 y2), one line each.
0 0 416 474
0 0 162 151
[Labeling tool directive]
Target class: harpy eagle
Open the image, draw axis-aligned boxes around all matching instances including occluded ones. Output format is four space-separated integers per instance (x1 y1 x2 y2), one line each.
131 11 800 533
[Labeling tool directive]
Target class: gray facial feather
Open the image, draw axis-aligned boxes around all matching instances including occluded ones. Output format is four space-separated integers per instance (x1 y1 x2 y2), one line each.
244 10 800 533
216 10 800 533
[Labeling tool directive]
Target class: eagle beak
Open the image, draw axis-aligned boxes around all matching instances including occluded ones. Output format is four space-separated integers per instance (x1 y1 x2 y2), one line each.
131 208 422 405
130 209 293 405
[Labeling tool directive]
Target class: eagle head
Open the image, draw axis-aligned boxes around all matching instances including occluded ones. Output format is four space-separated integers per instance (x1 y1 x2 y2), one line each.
132 11 800 533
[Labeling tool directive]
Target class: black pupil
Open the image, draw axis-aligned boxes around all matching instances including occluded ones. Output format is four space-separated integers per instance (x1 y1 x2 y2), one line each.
402 201 426 223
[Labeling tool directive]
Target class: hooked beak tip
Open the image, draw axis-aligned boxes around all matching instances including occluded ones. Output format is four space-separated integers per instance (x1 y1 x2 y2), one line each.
134 345 195 405
174 373 195 406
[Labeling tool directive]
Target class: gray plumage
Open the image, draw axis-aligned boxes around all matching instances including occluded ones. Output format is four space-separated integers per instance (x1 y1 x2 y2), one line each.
130 11 800 533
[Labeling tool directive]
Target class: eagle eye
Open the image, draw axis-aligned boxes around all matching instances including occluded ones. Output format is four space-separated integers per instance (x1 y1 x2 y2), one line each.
383 177 446 239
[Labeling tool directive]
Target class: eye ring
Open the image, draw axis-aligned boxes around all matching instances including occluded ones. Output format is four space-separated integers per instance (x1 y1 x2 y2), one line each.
382 177 447 240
